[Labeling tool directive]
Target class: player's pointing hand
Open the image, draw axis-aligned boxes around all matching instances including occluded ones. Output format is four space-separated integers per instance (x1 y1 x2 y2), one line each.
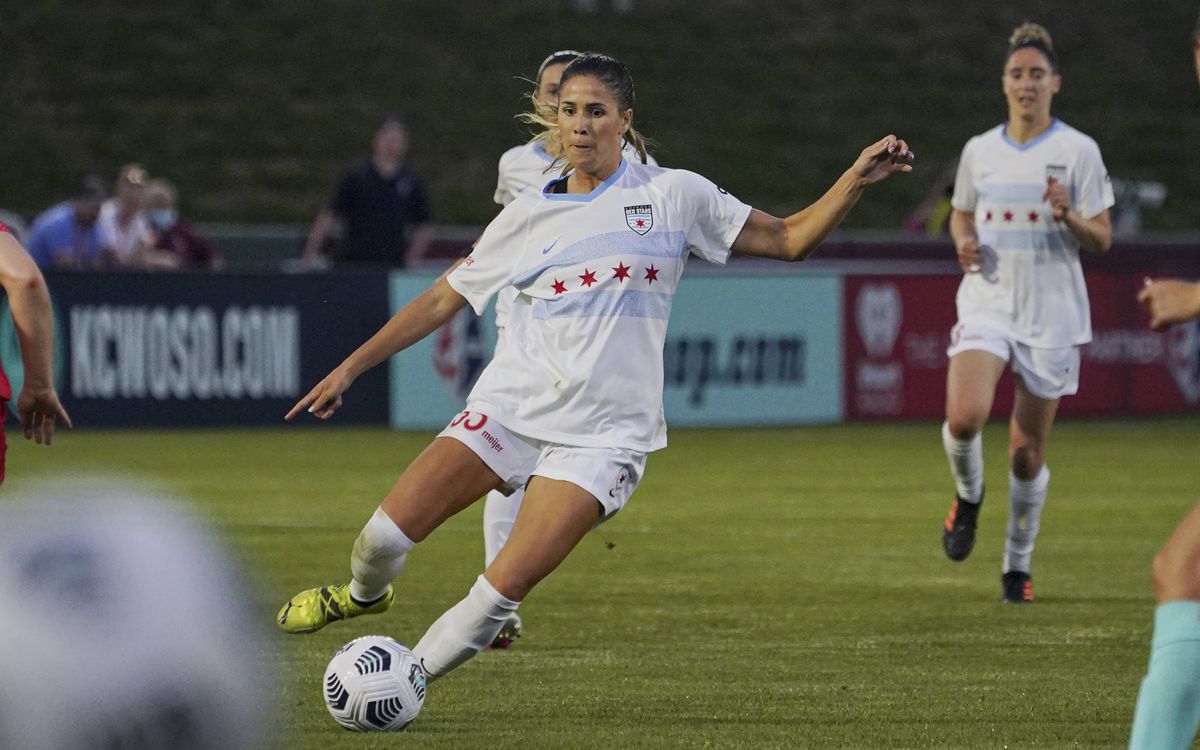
286 368 353 421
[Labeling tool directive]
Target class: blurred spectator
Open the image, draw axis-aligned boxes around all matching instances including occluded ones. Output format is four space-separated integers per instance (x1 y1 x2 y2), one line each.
141 179 222 271
1110 178 1167 237
26 176 107 269
96 163 151 267
300 116 432 270
904 161 957 237
0 211 29 244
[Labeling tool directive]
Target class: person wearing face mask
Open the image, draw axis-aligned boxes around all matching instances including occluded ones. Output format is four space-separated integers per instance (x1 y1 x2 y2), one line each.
937 22 1114 603
142 179 220 271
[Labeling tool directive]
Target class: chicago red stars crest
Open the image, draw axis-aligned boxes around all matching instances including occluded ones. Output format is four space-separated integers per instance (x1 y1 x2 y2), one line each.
608 466 630 499
624 204 653 235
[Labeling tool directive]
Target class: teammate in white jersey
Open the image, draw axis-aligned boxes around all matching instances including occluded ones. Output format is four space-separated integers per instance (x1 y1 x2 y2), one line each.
938 23 1114 603
481 51 659 650
277 52 912 687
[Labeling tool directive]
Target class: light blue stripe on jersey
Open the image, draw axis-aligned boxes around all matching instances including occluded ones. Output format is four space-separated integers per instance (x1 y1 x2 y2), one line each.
532 289 674 321
542 160 627 202
513 230 688 289
976 228 1074 252
977 183 1076 204
1000 118 1061 151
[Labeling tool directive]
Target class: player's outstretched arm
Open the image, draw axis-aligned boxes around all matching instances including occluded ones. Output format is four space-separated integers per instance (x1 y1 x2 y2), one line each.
733 135 913 262
1138 279 1200 330
286 277 469 420
0 232 72 444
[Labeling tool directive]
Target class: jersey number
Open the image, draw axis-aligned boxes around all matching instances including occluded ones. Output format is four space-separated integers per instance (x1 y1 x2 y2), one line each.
450 410 488 431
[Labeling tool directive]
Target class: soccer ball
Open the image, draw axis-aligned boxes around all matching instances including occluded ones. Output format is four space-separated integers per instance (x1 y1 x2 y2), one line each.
323 635 427 731
0 484 271 750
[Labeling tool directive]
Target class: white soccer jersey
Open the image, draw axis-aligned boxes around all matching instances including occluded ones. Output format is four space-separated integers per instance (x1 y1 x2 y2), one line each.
449 160 751 452
951 119 1114 348
492 143 658 337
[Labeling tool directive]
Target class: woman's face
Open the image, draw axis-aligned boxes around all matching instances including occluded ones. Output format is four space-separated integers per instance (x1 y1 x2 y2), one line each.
1002 47 1060 122
556 74 631 176
534 62 568 108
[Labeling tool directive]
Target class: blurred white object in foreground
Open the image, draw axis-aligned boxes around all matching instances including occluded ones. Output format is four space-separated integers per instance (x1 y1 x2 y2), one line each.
0 483 272 750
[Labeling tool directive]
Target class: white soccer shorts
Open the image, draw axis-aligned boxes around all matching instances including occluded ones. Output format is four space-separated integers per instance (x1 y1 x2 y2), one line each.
437 406 646 521
947 319 1081 400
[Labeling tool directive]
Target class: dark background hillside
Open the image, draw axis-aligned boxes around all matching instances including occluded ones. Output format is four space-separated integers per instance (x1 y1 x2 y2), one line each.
3 1 1198 230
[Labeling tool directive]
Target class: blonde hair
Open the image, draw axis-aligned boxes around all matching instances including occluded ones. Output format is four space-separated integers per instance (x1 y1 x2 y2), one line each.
1007 22 1058 71
517 52 650 175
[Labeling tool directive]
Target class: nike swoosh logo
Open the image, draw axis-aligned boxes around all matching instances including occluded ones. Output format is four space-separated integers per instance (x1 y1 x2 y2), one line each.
541 237 560 255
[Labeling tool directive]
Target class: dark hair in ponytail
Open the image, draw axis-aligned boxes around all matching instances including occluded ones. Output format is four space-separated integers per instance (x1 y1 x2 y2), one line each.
518 51 650 168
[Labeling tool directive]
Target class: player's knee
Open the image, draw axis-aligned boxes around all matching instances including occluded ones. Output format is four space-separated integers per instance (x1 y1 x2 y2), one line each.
946 413 984 440
1008 443 1043 479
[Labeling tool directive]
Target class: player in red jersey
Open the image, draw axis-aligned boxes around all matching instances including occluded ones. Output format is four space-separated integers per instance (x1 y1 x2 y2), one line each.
0 223 72 482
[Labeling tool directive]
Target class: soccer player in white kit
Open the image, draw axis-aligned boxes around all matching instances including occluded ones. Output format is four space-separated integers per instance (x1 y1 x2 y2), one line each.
938 23 1113 603
277 53 912 687
483 49 657 649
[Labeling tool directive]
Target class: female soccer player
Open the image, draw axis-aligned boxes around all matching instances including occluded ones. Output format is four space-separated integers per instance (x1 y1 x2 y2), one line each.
277 53 912 683
481 49 657 649
938 23 1113 602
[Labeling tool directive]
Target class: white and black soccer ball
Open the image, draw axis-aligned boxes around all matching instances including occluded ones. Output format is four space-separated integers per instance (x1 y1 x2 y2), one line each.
0 483 272 750
324 635 427 731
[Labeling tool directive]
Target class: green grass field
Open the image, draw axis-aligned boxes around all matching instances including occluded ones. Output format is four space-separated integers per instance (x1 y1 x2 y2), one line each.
7 419 1198 748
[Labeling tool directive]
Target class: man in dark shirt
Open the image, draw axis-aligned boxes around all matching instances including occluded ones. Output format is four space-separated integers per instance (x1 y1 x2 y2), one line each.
301 116 432 269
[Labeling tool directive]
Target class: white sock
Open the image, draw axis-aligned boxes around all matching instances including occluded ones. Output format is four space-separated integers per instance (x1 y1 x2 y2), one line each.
483 487 523 568
942 421 984 503
1004 466 1050 574
349 507 415 603
413 575 520 681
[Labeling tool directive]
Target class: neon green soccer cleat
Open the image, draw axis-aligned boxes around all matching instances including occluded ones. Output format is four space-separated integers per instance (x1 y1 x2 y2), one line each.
276 584 394 634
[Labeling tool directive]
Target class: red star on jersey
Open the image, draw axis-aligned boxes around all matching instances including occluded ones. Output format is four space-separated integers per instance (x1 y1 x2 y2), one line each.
644 265 659 284
1003 211 1014 223
551 278 567 295
1027 211 1039 223
984 211 993 222
579 268 598 287
635 219 646 228
612 262 631 282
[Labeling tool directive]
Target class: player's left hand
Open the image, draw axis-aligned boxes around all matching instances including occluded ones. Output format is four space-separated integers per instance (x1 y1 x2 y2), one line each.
1043 177 1072 221
852 135 914 185
16 386 72 445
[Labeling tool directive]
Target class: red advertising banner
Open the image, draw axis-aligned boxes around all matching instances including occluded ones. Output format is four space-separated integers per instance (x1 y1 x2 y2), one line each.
844 273 1200 420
